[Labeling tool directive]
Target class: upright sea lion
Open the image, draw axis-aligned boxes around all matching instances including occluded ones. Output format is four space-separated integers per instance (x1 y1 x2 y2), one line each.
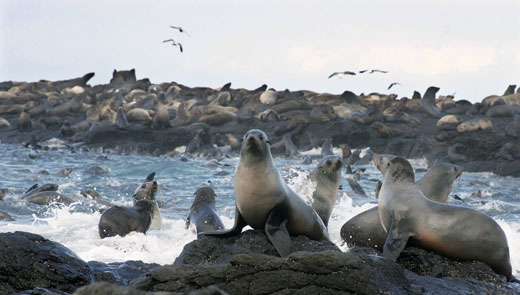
132 172 161 229
98 199 154 238
200 129 330 257
310 156 342 227
379 157 513 280
419 86 441 117
114 107 129 129
18 109 31 131
0 188 7 200
186 187 225 233
341 155 463 249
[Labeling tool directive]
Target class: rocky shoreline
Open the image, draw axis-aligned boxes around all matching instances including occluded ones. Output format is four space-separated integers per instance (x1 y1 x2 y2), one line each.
0 70 519 176
1 230 519 295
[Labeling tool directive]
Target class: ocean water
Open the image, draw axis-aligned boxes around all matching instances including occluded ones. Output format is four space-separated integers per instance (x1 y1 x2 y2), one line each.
0 141 519 277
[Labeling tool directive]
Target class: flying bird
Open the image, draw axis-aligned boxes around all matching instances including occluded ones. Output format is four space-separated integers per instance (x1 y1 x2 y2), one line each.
163 39 183 52
169 25 191 36
359 69 388 74
328 71 356 79
387 82 401 90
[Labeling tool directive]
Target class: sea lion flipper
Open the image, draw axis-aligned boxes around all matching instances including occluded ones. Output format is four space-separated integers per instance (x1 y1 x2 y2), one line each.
199 208 246 237
383 212 411 261
25 184 38 194
265 205 291 257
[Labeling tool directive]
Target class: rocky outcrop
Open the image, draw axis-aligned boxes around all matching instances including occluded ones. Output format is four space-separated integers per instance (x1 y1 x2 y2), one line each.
0 231 92 294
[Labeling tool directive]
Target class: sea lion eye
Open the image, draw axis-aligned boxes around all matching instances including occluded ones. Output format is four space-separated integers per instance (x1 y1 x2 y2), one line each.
258 135 263 140
326 160 332 166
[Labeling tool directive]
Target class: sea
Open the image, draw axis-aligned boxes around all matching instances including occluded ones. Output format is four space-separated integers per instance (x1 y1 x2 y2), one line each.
0 140 518 277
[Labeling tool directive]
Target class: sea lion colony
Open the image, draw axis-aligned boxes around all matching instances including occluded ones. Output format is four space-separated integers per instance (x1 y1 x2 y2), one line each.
0 70 518 282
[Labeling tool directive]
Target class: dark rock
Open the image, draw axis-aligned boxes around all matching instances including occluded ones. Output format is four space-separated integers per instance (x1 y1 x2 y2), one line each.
87 260 159 285
75 281 230 295
0 231 92 294
174 229 339 265
134 249 412 295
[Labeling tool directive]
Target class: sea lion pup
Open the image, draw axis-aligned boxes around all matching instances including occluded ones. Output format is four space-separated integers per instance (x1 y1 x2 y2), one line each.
185 186 225 233
341 155 463 249
98 199 154 238
379 157 513 280
199 129 330 257
310 155 342 227
132 172 161 229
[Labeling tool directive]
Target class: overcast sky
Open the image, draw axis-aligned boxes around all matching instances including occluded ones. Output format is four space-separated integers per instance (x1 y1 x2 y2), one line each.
1 0 519 102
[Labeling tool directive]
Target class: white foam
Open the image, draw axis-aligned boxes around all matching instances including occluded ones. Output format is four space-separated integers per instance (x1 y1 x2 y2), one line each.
496 219 520 277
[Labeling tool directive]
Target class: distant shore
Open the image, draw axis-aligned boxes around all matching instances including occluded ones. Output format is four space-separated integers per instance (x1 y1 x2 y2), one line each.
1 69 519 176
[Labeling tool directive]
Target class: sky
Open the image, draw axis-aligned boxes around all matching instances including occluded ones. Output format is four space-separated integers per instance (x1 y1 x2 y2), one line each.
1 0 519 103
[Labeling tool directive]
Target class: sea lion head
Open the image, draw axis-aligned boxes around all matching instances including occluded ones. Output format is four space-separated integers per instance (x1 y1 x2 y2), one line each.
387 157 415 183
373 153 397 176
133 180 158 202
240 129 271 160
192 186 216 209
311 155 342 184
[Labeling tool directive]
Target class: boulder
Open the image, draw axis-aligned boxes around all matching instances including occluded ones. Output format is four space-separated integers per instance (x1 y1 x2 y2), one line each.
0 231 92 294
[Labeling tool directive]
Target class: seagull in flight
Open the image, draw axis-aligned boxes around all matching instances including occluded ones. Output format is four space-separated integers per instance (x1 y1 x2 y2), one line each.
328 71 356 79
169 25 191 36
163 39 183 52
387 82 401 90
359 69 388 74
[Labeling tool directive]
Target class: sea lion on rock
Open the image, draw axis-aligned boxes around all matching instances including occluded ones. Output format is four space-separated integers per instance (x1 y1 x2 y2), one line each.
132 172 161 229
186 187 225 233
114 107 129 129
437 115 460 130
18 109 31 131
457 118 493 133
259 89 277 105
126 108 153 124
98 199 154 238
342 155 463 250
419 86 441 117
0 117 10 128
310 156 342 226
378 157 513 280
200 129 330 257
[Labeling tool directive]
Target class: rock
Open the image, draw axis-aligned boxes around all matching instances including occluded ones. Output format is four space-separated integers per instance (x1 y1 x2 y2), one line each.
174 229 339 265
505 115 520 137
0 231 92 294
87 260 160 285
486 105 520 117
134 249 412 295
75 281 230 295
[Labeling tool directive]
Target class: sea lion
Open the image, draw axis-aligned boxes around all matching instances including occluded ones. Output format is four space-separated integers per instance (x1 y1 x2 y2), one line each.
310 156 342 227
132 172 161 229
22 183 59 199
186 187 225 233
379 157 513 280
419 86 441 117
114 107 129 129
18 109 31 131
320 138 334 158
0 117 10 128
0 188 8 200
56 168 73 177
80 190 113 207
199 129 330 257
347 177 367 197
25 191 74 206
341 155 463 249
98 199 154 238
